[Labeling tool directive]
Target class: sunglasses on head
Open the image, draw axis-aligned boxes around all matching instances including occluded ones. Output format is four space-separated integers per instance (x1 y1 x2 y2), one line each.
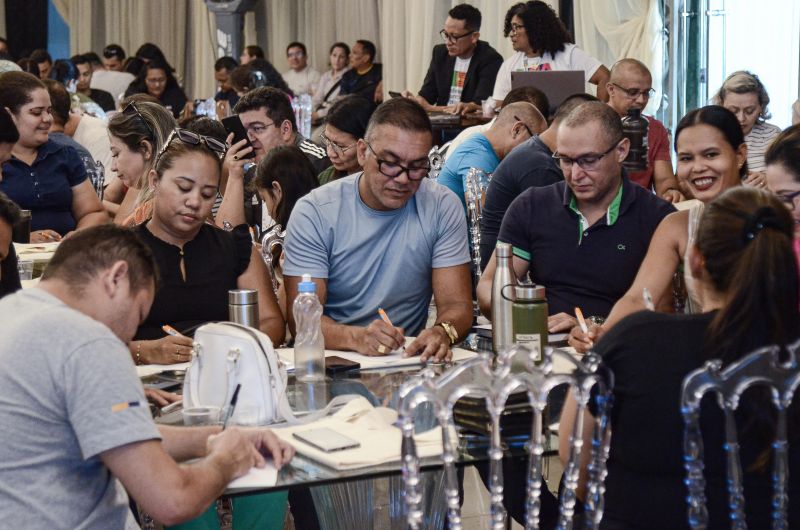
103 47 123 59
122 101 156 141
157 128 228 163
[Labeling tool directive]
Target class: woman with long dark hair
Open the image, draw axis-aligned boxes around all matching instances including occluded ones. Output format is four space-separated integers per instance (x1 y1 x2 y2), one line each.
124 59 187 119
765 124 800 265
560 186 800 529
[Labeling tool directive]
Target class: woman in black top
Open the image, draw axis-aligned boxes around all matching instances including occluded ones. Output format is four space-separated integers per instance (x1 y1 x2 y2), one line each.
560 187 800 529
124 60 187 119
0 191 21 299
128 128 284 365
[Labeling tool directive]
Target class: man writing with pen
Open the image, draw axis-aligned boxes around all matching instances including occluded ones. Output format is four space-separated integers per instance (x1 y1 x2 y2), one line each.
283 98 473 362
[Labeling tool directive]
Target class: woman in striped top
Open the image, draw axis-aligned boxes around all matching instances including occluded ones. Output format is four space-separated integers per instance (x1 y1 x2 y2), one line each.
713 70 781 185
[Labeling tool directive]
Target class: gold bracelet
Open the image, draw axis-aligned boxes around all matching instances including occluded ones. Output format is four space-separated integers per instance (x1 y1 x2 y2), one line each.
135 342 142 365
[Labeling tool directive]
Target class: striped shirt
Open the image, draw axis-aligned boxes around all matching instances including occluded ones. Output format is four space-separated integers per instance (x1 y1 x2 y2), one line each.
746 121 781 172
294 133 331 175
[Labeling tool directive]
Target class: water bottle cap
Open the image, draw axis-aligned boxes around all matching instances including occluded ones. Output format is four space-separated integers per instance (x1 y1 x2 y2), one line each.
496 242 512 258
513 284 546 301
298 273 316 293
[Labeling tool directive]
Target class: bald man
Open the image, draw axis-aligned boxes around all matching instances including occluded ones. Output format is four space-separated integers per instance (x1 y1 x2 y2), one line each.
437 101 546 213
606 59 684 203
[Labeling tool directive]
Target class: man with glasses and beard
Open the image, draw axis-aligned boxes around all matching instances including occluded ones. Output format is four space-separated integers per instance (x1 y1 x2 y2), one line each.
478 102 675 334
283 98 473 362
402 3 502 116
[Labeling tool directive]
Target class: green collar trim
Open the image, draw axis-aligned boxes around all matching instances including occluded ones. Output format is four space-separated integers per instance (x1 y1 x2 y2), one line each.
568 183 624 244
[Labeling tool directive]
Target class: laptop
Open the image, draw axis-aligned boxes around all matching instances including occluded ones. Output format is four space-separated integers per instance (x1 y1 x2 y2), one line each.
510 70 585 118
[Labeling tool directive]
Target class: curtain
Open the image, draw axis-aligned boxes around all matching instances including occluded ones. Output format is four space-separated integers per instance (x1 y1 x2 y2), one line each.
186 0 218 100
0 1 6 44
573 0 663 113
52 0 101 58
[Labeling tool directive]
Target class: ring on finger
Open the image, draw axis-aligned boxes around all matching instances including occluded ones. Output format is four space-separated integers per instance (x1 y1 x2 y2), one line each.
377 344 387 354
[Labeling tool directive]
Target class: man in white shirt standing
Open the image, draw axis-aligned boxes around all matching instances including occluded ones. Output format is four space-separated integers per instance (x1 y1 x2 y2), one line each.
283 42 320 96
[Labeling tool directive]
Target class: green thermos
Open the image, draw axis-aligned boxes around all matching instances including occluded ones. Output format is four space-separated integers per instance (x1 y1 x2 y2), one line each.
512 284 548 365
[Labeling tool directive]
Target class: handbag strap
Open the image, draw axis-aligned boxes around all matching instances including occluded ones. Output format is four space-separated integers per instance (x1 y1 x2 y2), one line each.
221 323 356 425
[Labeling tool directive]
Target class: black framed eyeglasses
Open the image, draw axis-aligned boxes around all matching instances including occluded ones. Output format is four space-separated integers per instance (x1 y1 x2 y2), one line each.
122 102 156 141
610 83 656 100
321 134 357 156
552 138 622 171
157 128 228 163
776 190 800 211
439 29 475 43
514 115 534 138
365 141 431 181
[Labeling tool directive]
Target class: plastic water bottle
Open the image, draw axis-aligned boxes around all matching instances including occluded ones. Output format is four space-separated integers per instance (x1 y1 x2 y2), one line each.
292 93 313 139
293 274 325 381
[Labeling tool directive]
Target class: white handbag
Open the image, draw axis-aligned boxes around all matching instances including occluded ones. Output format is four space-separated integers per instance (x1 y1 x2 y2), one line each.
183 322 350 425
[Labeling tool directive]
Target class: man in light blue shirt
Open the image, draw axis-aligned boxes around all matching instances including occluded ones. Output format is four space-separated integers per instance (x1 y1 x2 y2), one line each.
437 101 545 212
283 98 473 362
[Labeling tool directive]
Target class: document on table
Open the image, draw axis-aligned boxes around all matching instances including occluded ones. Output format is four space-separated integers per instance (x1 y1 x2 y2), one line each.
136 362 191 378
277 337 478 371
14 242 59 261
227 463 278 490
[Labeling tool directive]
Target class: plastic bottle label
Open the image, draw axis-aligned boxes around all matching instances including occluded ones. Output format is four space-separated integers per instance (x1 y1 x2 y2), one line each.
515 334 542 361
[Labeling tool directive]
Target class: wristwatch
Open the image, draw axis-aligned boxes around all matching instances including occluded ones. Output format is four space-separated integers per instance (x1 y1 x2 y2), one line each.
435 321 458 345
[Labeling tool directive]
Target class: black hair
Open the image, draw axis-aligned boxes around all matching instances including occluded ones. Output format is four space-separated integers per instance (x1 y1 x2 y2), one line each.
123 57 145 76
49 59 78 85
232 59 293 96
365 97 432 141
83 52 102 66
214 56 238 72
329 42 350 57
0 109 19 144
449 3 482 32
254 145 318 228
765 124 800 183
503 1 573 56
70 54 89 67
502 85 550 117
135 43 173 71
674 105 748 178
234 86 297 131
128 59 181 97
103 44 126 60
16 59 39 78
42 224 159 293
29 49 52 65
184 117 228 142
325 95 374 139
287 42 307 56
0 71 47 114
355 40 376 63
0 191 21 227
244 45 265 60
43 79 71 126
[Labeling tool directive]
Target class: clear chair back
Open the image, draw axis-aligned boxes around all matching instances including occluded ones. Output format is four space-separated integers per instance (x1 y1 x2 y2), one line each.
427 142 452 182
260 224 285 296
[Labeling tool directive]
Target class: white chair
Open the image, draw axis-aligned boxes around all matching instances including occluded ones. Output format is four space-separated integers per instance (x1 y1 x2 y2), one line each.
681 339 800 530
399 345 613 530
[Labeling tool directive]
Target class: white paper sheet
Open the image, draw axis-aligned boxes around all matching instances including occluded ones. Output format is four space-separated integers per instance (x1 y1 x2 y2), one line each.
136 362 191 378
13 242 59 262
227 463 278 489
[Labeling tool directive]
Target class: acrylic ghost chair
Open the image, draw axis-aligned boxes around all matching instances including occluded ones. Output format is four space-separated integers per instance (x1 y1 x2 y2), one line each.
681 339 800 530
398 345 613 530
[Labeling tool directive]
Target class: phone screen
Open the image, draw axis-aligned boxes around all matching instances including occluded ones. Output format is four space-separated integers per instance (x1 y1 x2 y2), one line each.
221 115 257 159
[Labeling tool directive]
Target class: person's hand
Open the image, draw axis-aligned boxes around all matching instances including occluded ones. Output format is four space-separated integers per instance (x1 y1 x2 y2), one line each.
241 428 295 470
180 101 195 122
406 325 452 363
374 81 384 104
144 387 181 407
450 102 480 116
355 320 405 356
548 312 577 333
223 133 253 181
660 188 685 203
30 229 62 243
567 322 605 353
206 427 266 479
216 100 231 119
140 335 194 364
400 90 414 99
744 170 767 188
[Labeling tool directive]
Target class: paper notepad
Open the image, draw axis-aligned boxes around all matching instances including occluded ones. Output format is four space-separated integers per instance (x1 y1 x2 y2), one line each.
227 463 278 490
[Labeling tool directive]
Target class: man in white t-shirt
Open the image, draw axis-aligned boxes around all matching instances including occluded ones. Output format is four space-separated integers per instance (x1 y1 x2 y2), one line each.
402 4 502 116
492 1 609 105
91 44 135 105
283 42 320 96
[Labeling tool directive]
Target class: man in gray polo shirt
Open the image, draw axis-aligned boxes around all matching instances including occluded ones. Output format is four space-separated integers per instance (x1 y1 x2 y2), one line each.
283 98 473 362
0 225 293 528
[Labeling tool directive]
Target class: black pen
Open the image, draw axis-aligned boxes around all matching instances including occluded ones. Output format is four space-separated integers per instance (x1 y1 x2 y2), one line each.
222 384 242 429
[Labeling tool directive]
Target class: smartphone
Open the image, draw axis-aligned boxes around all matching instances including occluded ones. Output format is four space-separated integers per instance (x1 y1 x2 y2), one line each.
221 115 256 159
325 355 361 375
388 91 402 99
293 428 361 452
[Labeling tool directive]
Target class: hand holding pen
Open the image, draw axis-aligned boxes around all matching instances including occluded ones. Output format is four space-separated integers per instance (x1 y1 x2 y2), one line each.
356 308 405 357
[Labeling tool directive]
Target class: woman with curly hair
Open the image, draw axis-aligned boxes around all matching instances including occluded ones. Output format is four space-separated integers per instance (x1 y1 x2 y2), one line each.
492 1 610 105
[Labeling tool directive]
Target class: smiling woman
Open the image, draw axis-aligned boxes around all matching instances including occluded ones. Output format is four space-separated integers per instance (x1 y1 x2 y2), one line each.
127 130 284 364
0 72 108 243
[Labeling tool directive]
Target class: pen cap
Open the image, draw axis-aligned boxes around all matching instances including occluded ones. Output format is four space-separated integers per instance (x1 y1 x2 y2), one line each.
298 273 316 293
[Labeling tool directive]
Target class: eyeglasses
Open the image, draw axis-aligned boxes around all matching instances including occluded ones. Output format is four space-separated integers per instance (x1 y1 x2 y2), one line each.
514 115 534 138
321 134 357 156
776 190 800 211
145 77 167 86
610 83 656 100
552 138 622 171
439 29 475 43
123 102 156 141
156 128 228 164
509 23 526 35
246 120 279 135
365 141 431 181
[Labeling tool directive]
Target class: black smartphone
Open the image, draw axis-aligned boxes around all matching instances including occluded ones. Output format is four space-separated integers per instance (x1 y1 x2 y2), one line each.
325 355 361 375
221 115 256 159
388 91 402 99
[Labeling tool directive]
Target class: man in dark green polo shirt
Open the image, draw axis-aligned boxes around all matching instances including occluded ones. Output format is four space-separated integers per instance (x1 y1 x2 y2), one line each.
477 101 675 332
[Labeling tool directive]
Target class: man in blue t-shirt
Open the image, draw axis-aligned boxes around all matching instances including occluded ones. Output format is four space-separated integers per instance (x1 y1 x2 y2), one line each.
477 101 675 332
283 98 473 362
437 101 545 213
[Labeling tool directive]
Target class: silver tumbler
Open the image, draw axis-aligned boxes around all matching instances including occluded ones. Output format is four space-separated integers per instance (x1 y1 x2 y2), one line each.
491 243 516 354
229 289 259 328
